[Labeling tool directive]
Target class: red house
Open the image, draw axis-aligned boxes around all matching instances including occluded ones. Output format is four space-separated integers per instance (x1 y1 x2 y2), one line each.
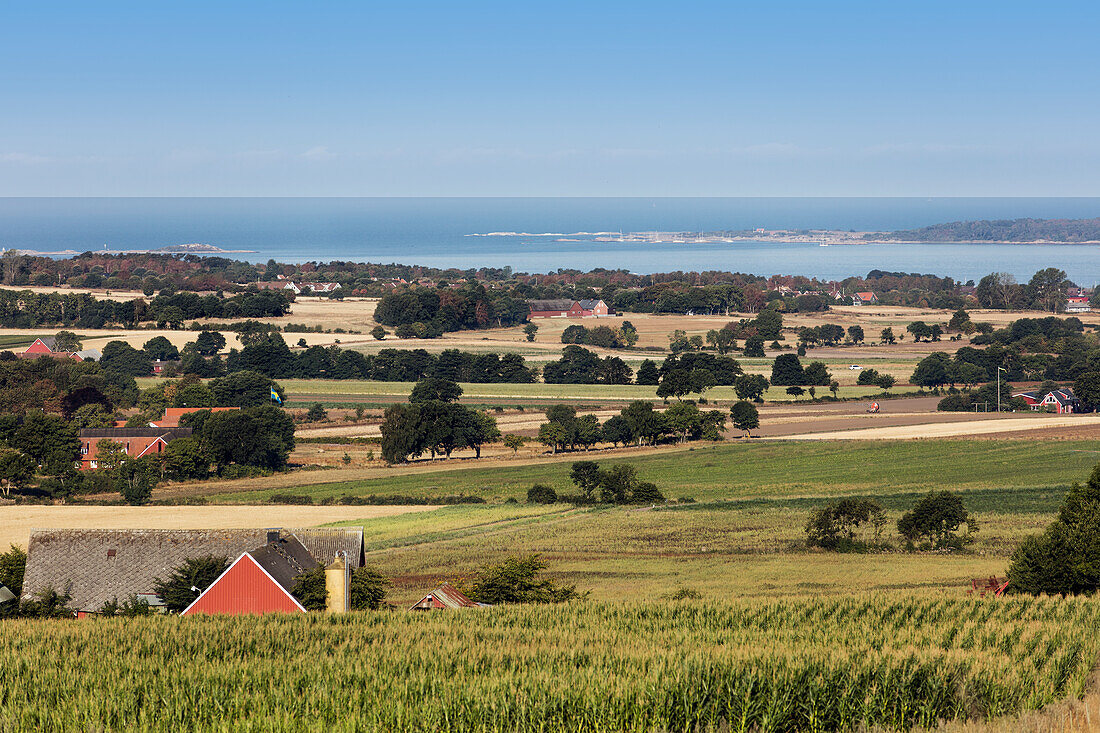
78 427 193 470
527 299 613 318
1012 388 1080 414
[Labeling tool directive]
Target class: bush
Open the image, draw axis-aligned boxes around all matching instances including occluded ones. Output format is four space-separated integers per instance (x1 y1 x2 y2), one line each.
897 491 976 550
306 403 328 422
527 484 558 504
349 566 390 610
291 566 327 611
269 494 314 505
463 554 582 605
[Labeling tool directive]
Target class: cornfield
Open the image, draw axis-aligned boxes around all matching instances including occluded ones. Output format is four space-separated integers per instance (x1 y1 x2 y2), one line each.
0 596 1096 732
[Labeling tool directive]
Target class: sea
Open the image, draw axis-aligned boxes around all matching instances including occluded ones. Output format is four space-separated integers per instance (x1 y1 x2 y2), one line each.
1 197 1099 285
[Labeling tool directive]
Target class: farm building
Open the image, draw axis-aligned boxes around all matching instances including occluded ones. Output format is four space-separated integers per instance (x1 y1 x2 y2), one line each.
149 406 239 428
527 299 612 318
1011 388 1081 414
1065 296 1091 313
410 582 487 610
19 338 100 362
77 427 193 470
21 528 364 616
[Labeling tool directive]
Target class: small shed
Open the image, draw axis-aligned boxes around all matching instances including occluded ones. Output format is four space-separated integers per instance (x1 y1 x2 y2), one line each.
410 582 486 610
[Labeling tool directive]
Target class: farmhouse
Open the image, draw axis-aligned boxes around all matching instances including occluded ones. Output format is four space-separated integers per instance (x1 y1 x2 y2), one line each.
1065 296 1091 313
21 528 364 616
20 338 101 362
253 281 341 295
410 582 486 610
527 299 612 318
851 292 878 306
1011 388 1081 414
77 427 194 470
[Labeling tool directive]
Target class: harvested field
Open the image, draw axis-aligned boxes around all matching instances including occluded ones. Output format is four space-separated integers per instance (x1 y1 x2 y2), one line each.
0 505 436 550
784 413 1100 440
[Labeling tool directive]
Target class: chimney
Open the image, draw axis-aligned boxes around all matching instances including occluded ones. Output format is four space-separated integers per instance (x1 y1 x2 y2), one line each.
325 554 347 613
266 530 280 544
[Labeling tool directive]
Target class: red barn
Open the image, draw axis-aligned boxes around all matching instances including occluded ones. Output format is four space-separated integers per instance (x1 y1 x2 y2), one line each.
182 552 306 616
24 337 58 355
527 299 577 318
410 582 485 610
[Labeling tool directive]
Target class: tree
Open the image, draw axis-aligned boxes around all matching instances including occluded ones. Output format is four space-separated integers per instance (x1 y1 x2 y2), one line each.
503 434 525 455
100 341 153 376
194 330 227 356
729 401 759 436
153 555 230 613
802 361 831 386
743 335 765 357
620 400 667 446
380 403 424 464
805 498 887 551
370 325 387 341
306 403 328 422
464 554 581 604
13 411 79 476
1074 372 1100 412
906 321 933 342
162 437 210 480
523 323 539 342
209 371 284 407
561 325 588 344
289 566 327 611
462 410 500 458
70 403 114 429
143 336 179 362
1028 267 1070 313
115 456 159 505
846 325 864 344
707 327 737 354
600 415 632 447
1008 465 1100 595
770 354 804 386
657 368 714 400
754 309 783 339
619 321 639 347
202 405 296 471
734 374 769 402
0 449 34 496
785 386 805 399
53 330 83 352
569 460 602 501
94 439 127 474
0 544 26 598
537 422 569 454
911 352 952 391
829 380 839 398
880 327 896 344
856 368 881 385
876 374 896 393
635 359 660 385
349 565 390 610
896 491 975 549
947 309 972 332
527 484 557 504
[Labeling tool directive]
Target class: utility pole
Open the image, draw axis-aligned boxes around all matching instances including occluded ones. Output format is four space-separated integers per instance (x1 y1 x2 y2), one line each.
997 367 1007 413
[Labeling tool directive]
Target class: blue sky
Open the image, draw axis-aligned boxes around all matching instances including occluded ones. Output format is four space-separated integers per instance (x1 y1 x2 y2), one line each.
1 1 1098 196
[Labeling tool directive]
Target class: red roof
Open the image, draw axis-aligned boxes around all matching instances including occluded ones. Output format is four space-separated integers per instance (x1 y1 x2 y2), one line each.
181 553 305 616
410 582 483 610
152 406 239 427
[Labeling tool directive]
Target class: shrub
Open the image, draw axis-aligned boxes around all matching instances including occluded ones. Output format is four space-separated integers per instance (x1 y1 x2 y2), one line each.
349 566 391 610
527 484 558 504
897 491 976 550
269 494 314 505
463 554 582 605
291 566 327 611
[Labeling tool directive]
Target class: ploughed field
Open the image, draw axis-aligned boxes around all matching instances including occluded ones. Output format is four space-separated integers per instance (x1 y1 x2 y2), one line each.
3 597 1096 732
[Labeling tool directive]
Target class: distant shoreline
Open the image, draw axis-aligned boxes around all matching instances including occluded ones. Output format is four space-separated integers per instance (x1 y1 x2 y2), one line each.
471 230 1100 246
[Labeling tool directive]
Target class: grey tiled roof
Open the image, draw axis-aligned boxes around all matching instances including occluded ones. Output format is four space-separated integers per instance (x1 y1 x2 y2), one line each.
526 299 575 311
22 528 363 612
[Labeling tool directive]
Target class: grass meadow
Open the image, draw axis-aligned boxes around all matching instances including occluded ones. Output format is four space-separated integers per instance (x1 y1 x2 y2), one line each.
4 597 1098 731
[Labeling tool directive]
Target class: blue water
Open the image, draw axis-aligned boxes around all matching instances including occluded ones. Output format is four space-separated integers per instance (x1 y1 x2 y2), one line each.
1 198 1099 284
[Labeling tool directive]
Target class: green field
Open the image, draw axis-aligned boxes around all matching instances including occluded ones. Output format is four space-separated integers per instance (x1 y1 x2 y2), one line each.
3 597 1095 731
219 439 1094 504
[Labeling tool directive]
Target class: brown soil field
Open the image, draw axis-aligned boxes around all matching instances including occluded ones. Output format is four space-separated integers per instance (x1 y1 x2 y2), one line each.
0 504 435 550
781 413 1100 440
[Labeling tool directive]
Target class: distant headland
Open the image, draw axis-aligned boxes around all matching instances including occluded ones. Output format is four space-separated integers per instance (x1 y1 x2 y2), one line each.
472 217 1100 246
2 243 257 256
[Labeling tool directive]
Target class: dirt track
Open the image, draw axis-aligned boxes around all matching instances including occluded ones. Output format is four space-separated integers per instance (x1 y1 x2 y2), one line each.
781 414 1100 440
0 505 436 550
